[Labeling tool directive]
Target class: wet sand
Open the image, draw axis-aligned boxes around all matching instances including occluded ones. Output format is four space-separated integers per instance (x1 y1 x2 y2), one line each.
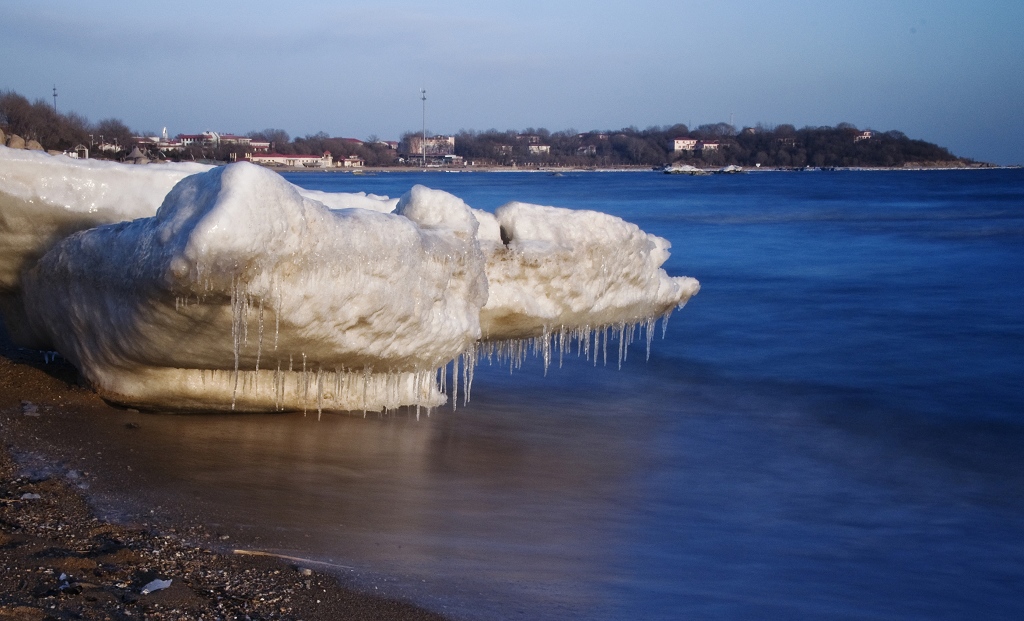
0 342 450 620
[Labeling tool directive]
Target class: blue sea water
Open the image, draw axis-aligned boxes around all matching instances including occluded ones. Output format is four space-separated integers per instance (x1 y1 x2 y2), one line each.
62 169 1024 620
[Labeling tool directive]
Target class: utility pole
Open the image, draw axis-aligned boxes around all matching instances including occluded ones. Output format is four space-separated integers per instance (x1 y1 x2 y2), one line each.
420 89 427 167
52 85 58 113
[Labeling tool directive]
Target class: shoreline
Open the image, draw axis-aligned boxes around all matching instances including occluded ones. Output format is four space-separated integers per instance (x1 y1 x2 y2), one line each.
0 344 450 620
256 163 1014 174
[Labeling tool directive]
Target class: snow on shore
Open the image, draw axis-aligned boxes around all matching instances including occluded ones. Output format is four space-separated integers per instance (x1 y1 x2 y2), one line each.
1 148 698 412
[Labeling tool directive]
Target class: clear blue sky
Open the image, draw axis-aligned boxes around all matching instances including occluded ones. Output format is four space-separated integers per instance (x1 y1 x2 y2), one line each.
3 1 1022 164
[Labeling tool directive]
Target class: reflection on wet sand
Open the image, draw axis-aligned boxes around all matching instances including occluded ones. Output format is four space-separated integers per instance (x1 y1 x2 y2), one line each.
25 369 652 619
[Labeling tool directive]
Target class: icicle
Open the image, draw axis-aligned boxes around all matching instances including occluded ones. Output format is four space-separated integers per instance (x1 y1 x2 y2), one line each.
602 327 608 366
255 298 264 382
451 358 459 411
645 317 656 361
541 330 551 375
230 276 241 411
316 367 324 421
301 353 308 401
241 284 249 348
617 323 625 369
362 366 371 417
463 347 476 404
274 285 282 352
414 371 421 421
335 367 342 404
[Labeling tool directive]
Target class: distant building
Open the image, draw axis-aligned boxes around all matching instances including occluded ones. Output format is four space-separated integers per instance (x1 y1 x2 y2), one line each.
248 151 334 168
576 145 597 156
528 144 551 155
176 132 249 147
64 144 89 159
134 130 268 154
699 141 720 151
403 135 455 157
674 138 698 152
854 130 874 143
339 154 364 168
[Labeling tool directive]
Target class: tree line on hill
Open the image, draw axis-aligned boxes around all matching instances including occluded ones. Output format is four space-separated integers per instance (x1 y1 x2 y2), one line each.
1 88 975 168
0 90 135 153
444 123 972 168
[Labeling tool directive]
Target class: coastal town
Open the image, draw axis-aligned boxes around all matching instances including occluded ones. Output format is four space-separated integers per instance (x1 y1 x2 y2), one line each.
0 89 983 170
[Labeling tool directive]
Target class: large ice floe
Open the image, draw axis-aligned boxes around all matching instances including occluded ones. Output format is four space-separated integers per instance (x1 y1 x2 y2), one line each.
0 147 396 347
1 146 699 413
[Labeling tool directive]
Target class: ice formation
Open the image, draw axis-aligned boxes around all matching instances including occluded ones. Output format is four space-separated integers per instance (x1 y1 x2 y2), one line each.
0 147 208 344
23 164 484 411
475 202 699 352
0 146 395 346
2 149 699 413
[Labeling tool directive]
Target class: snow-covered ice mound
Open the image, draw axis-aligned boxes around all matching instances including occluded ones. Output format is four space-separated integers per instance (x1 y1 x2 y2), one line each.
0 147 209 344
23 163 485 412
0 146 396 347
476 202 699 342
4 152 698 412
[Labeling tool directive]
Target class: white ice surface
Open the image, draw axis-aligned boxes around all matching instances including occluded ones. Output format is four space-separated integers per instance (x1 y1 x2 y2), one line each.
0 146 396 346
0 146 397 291
478 201 699 341
24 164 485 412
0 146 210 293
5 151 698 412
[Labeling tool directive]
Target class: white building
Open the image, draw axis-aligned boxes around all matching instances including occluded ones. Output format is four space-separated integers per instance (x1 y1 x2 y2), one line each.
248 151 334 168
404 135 456 156
674 138 698 152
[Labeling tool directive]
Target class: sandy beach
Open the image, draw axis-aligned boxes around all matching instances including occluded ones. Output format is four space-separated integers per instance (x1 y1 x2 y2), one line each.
0 337 450 621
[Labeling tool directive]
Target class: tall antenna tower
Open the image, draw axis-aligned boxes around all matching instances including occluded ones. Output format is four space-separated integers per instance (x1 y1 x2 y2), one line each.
420 89 427 166
52 85 58 113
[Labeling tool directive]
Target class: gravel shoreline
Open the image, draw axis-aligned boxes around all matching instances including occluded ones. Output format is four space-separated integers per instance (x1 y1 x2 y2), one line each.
0 345 451 620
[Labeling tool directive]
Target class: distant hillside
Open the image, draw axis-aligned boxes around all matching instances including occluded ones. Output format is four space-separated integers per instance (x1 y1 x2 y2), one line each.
1 87 980 168
448 123 980 169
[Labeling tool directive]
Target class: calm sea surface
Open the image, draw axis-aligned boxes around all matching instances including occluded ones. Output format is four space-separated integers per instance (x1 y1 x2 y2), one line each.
44 170 1024 619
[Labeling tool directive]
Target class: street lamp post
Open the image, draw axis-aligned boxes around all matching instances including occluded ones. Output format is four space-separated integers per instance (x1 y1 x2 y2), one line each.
421 89 427 167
